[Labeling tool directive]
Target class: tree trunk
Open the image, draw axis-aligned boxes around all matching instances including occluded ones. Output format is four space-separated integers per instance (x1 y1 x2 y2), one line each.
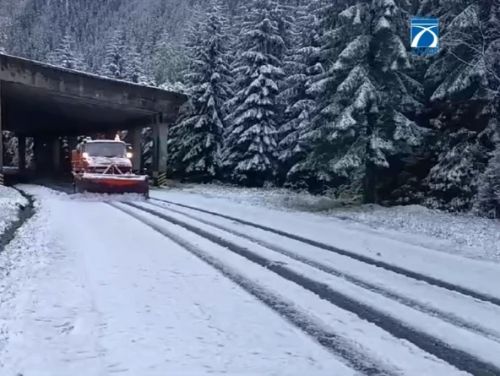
363 162 377 204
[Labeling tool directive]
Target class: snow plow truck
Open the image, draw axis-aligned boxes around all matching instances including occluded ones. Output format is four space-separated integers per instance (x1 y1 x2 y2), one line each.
71 138 149 197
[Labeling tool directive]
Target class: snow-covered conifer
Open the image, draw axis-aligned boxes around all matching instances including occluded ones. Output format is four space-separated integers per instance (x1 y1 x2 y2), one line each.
101 29 127 80
152 31 186 87
222 0 285 186
293 0 427 202
277 1 322 186
125 44 148 84
425 1 500 210
48 32 85 70
167 1 232 181
475 120 500 218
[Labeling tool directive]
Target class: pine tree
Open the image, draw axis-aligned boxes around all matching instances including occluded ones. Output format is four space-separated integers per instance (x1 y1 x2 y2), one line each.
167 0 232 182
125 43 148 84
0 14 7 53
0 36 6 53
424 1 500 211
141 127 154 174
152 31 187 87
277 1 322 186
293 0 427 202
48 32 86 70
101 29 127 80
283 0 339 191
222 0 286 186
474 116 500 217
272 0 297 53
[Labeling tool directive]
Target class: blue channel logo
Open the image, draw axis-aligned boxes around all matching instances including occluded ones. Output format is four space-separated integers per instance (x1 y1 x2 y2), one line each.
411 18 439 56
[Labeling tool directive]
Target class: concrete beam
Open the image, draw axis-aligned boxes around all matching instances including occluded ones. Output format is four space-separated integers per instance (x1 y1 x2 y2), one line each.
52 138 61 173
0 54 186 114
6 107 155 137
152 116 169 186
32 137 41 173
131 127 142 172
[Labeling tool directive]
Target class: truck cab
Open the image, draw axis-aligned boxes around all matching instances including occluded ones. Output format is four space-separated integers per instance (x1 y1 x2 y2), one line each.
71 139 148 197
72 140 133 174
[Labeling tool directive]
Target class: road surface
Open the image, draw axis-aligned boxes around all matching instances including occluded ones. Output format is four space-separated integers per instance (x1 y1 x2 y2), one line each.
1 185 500 375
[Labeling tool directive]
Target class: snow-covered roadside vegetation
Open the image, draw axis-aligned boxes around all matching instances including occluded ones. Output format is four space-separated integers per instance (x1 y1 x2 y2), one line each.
0 186 27 236
331 205 500 263
159 184 500 263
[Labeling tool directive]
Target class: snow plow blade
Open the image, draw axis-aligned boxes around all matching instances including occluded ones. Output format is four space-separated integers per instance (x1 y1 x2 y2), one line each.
75 174 149 197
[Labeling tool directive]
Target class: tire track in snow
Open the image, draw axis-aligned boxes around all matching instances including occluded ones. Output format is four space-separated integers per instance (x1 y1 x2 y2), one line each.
144 200 500 343
149 197 500 308
126 201 500 376
109 202 395 376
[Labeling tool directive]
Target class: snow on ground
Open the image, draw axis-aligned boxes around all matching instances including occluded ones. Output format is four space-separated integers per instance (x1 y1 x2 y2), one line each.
156 184 500 263
0 185 347 376
118 202 468 376
0 185 27 236
160 183 342 212
331 205 500 263
151 188 500 301
3 184 499 375
141 200 500 341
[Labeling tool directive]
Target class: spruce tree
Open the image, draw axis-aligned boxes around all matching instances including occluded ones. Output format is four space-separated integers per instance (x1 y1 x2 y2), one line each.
152 31 186 87
222 0 285 186
474 118 500 218
295 0 427 202
101 29 127 80
283 0 339 191
48 32 85 70
167 1 232 182
424 1 500 210
125 43 148 84
277 1 322 186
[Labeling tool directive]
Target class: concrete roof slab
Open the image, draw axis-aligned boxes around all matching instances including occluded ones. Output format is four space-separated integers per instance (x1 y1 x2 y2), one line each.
0 53 187 136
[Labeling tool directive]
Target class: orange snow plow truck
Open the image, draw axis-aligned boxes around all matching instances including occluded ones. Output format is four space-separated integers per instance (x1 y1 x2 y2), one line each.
71 139 149 197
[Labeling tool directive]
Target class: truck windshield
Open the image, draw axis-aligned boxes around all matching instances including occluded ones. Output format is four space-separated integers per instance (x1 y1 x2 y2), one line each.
85 142 126 158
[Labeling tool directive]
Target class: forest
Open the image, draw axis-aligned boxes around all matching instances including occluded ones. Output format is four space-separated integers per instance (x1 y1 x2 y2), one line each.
0 0 499 216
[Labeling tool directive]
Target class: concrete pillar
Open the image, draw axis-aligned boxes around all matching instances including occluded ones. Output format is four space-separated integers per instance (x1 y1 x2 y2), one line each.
33 136 54 175
131 127 142 172
18 135 26 171
152 115 169 187
32 136 41 173
52 138 61 174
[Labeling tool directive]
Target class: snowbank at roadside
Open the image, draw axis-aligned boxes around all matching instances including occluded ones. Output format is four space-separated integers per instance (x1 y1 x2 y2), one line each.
331 205 500 263
160 183 343 212
0 185 28 236
154 184 500 263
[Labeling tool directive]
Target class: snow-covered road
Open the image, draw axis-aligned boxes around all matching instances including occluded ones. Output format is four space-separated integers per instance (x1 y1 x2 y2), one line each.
1 185 500 375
